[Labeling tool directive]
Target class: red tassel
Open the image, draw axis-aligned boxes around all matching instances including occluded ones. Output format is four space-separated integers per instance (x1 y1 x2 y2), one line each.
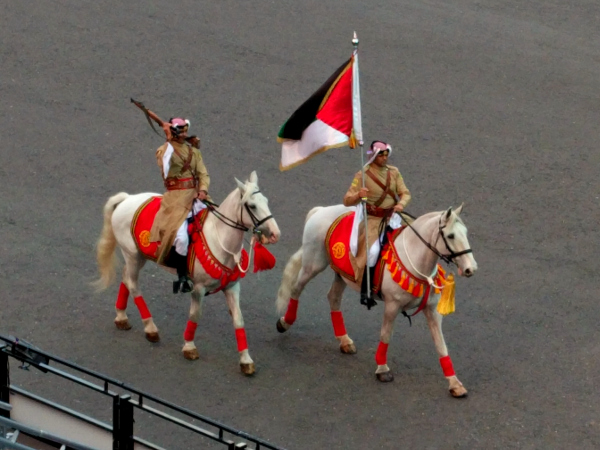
253 241 276 273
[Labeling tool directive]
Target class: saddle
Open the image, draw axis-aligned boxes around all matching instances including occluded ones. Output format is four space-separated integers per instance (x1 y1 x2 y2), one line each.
131 197 249 294
326 212 444 305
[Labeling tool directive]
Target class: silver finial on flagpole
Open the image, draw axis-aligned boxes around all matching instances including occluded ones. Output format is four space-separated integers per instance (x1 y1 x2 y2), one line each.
352 31 359 48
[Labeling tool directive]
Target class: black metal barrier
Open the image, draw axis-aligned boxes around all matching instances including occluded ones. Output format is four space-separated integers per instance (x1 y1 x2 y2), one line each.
0 335 285 450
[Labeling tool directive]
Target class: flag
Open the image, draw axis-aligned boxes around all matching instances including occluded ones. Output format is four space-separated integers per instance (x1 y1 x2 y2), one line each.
278 51 362 171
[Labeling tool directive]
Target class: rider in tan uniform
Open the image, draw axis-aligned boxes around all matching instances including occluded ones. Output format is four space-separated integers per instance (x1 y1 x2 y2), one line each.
343 140 411 305
149 118 210 293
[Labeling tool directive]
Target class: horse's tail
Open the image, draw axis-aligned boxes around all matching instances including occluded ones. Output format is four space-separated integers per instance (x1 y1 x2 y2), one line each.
276 248 303 314
94 192 129 291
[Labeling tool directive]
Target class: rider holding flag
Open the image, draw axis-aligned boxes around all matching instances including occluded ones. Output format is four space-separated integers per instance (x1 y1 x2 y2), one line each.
343 140 411 306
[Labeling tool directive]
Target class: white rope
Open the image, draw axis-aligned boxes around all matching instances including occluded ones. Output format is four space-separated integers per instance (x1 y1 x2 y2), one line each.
213 220 251 273
402 227 443 289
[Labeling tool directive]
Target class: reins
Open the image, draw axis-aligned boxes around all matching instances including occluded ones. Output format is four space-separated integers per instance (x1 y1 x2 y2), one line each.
399 211 472 266
199 191 273 272
203 191 273 236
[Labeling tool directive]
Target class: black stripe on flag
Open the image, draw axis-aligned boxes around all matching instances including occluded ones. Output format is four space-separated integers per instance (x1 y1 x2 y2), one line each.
278 57 352 141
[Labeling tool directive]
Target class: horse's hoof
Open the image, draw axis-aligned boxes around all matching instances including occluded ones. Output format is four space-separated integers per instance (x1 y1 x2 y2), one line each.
340 343 357 354
183 348 200 360
376 371 394 382
276 318 288 333
450 386 468 398
114 319 132 330
145 331 160 343
240 363 255 376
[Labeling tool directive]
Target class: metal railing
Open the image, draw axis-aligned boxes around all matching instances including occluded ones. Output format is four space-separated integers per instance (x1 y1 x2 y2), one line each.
0 334 285 450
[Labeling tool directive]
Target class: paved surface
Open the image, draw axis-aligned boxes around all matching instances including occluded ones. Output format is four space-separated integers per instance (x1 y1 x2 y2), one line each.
1 1 599 449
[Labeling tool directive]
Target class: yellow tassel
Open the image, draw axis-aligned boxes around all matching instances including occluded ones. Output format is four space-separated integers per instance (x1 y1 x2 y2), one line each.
436 273 456 316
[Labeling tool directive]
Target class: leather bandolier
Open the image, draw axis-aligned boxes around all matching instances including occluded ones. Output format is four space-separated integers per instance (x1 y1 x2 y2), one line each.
164 144 197 190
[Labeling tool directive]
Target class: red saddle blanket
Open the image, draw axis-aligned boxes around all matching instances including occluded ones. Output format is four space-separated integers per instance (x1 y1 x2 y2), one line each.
325 212 357 282
325 212 386 292
131 197 162 261
131 197 249 294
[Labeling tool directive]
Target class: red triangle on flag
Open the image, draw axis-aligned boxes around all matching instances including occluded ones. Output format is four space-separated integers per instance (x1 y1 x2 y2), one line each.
316 62 353 137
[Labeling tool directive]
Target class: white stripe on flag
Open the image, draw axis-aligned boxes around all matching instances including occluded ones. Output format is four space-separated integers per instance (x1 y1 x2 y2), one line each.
280 119 348 169
352 52 363 143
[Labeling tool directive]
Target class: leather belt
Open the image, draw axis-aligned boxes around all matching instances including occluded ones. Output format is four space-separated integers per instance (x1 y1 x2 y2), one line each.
365 204 393 218
164 177 197 190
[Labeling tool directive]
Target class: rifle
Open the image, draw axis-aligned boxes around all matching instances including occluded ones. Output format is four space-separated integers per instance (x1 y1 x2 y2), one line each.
130 98 200 148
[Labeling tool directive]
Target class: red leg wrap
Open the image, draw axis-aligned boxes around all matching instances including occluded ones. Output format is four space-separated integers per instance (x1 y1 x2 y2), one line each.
134 296 151 320
330 311 347 337
440 355 455 377
183 321 198 342
375 342 389 365
283 298 299 325
235 328 248 352
115 283 129 310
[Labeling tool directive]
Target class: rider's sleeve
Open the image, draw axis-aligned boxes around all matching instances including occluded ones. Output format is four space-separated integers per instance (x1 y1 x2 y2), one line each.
155 143 168 173
395 171 411 208
193 150 210 193
343 171 362 206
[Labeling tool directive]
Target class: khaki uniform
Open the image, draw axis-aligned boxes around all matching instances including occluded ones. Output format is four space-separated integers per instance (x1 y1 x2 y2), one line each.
343 164 411 280
149 141 210 263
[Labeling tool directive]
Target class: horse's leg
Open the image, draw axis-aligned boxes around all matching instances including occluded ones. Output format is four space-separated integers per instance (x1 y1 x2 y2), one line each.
223 283 255 376
375 297 401 382
423 305 467 398
327 274 355 354
114 265 133 330
277 263 324 333
120 252 159 343
182 287 205 361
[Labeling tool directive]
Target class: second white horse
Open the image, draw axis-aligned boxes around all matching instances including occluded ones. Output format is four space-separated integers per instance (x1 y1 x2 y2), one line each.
276 204 476 396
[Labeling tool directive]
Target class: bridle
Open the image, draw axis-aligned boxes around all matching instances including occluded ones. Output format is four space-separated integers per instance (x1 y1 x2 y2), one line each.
204 190 273 237
400 211 472 266
199 190 273 272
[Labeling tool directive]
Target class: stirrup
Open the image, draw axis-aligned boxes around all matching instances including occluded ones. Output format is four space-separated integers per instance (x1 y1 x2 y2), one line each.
360 294 377 310
179 276 193 294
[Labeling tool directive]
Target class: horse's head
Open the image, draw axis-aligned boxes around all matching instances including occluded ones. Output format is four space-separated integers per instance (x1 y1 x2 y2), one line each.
436 204 477 277
235 171 280 244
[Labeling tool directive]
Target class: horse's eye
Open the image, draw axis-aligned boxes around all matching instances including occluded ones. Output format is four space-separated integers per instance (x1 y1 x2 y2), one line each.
447 233 455 239
249 204 257 210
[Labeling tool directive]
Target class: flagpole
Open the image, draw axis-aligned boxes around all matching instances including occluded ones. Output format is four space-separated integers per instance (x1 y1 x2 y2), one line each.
352 32 372 306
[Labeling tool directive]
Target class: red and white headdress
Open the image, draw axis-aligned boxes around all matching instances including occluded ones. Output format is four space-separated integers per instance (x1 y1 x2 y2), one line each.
366 140 392 165
169 117 190 136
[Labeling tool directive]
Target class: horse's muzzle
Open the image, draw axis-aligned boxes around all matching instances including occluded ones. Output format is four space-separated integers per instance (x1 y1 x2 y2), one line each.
458 266 476 277
259 230 280 245
268 232 280 244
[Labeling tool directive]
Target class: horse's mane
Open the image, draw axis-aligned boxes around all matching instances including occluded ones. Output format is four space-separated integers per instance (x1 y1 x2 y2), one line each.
416 209 464 226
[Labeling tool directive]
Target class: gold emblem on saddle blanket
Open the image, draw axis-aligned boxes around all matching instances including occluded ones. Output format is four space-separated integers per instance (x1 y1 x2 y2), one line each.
139 230 151 248
332 242 346 259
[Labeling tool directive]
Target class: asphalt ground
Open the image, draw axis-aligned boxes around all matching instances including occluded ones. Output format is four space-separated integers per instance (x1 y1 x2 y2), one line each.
1 1 599 449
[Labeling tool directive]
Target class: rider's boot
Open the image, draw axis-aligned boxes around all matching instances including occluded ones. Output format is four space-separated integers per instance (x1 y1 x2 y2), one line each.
171 249 193 294
360 265 377 310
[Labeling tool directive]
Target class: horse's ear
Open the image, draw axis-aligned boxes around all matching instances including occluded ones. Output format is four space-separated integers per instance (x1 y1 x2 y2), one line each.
235 177 246 194
454 202 464 216
248 171 258 184
441 206 453 226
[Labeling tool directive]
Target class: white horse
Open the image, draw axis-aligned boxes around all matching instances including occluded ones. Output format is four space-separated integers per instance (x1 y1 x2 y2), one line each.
275 204 477 396
95 171 280 375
